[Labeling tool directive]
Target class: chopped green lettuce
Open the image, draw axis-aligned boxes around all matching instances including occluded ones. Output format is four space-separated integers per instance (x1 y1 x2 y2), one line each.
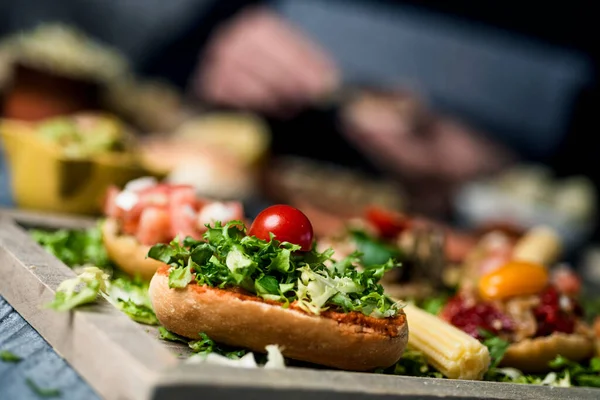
32 226 159 325
158 328 248 359
0 350 22 363
25 378 61 398
31 224 111 271
107 276 158 325
349 230 402 267
148 221 401 318
46 266 109 311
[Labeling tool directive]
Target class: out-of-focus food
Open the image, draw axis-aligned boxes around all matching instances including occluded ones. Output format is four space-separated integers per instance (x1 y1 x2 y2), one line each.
0 114 150 214
264 156 407 223
455 164 598 251
103 78 186 133
403 303 490 380
140 113 271 200
511 226 562 266
102 177 245 280
0 24 128 120
441 226 595 372
148 206 408 371
316 206 447 300
35 113 130 157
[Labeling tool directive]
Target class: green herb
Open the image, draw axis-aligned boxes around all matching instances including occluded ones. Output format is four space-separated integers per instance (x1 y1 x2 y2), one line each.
349 230 402 267
0 350 21 363
30 225 111 270
480 330 510 370
148 221 401 318
580 296 600 324
158 327 247 359
45 266 160 325
25 378 61 397
378 350 443 378
547 355 600 387
418 295 449 316
45 267 109 311
158 327 189 344
108 276 158 325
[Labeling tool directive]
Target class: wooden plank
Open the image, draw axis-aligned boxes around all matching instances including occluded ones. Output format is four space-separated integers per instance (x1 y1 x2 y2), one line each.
0 217 178 400
1 211 600 400
0 207 97 230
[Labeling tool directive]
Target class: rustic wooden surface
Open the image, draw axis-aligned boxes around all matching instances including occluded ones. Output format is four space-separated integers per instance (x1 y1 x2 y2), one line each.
1 210 600 400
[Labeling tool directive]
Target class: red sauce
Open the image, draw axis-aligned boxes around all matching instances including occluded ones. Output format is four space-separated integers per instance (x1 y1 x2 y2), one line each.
157 265 405 337
533 286 582 337
440 295 514 340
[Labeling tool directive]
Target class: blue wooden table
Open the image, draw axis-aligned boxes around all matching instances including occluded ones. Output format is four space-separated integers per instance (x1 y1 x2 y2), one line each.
1 153 99 399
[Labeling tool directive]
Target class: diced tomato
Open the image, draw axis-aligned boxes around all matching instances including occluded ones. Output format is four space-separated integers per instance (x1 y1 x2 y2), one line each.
169 186 203 240
552 267 582 296
135 207 172 245
137 183 171 195
124 186 170 222
444 231 478 263
103 185 122 218
197 202 244 229
365 205 412 238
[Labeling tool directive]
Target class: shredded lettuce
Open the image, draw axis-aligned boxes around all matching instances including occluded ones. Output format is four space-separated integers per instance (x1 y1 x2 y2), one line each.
31 224 111 271
158 327 285 368
32 226 159 325
46 266 109 311
349 229 403 267
148 221 401 318
0 350 22 363
159 327 248 360
25 378 61 398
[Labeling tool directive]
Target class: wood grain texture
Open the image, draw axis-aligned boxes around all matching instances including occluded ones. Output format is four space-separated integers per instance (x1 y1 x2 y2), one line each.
0 216 178 400
1 210 600 400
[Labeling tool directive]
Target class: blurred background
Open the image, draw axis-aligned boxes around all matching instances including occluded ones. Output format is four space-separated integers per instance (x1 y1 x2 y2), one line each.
0 0 599 277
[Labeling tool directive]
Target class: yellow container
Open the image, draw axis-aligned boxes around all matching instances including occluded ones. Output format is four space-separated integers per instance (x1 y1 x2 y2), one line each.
0 119 154 215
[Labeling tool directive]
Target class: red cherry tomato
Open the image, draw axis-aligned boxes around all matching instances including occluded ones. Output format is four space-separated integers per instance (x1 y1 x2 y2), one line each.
365 205 411 238
248 205 314 251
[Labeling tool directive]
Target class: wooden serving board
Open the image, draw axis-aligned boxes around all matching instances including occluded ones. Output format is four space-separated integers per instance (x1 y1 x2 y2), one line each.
0 209 599 400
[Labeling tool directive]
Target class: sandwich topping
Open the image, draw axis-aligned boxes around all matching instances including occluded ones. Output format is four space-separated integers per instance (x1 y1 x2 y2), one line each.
148 220 402 319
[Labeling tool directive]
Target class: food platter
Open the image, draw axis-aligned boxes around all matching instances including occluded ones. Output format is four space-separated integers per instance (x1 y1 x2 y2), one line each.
1 209 599 400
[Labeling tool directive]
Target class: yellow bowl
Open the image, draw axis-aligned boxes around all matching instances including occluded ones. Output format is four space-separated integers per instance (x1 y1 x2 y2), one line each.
0 119 156 215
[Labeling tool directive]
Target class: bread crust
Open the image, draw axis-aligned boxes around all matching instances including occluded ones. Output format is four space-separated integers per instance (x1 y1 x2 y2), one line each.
101 218 165 281
149 267 408 371
501 332 594 372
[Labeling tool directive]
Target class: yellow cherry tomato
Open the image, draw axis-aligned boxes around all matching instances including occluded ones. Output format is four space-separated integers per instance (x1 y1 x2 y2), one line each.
478 260 549 301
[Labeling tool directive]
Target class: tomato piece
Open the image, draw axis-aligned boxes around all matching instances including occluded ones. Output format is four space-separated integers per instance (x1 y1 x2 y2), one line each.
365 205 411 238
197 201 244 229
551 267 582 296
169 186 202 240
478 261 549 301
248 204 314 251
124 186 169 221
135 207 172 245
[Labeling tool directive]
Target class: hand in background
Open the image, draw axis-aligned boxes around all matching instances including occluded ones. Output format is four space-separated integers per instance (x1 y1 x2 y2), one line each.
193 6 339 116
341 91 516 215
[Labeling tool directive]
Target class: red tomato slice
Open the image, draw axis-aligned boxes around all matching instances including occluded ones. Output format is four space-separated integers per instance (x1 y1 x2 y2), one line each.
135 207 172 245
365 205 412 238
169 186 203 240
197 202 245 229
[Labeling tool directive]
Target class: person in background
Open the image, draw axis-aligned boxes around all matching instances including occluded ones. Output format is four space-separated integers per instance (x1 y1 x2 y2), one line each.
0 0 597 216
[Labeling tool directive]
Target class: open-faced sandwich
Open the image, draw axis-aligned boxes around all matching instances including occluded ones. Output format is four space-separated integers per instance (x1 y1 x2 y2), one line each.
102 177 245 280
316 205 481 299
440 226 595 372
147 204 409 371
